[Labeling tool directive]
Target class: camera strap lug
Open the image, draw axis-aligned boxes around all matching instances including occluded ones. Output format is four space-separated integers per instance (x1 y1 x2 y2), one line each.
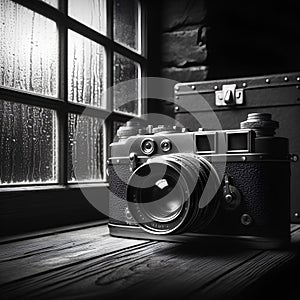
289 154 299 162
129 152 138 172
215 84 244 106
223 175 242 210
224 175 233 200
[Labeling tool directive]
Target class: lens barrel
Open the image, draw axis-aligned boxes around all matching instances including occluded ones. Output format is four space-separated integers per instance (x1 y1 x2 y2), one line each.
127 154 220 235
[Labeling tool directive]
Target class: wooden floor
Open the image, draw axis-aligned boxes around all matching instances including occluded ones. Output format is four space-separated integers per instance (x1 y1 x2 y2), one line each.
0 223 300 300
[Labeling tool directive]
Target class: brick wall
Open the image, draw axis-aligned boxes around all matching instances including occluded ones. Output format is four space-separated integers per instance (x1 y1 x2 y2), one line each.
156 0 300 120
160 0 300 81
160 0 208 83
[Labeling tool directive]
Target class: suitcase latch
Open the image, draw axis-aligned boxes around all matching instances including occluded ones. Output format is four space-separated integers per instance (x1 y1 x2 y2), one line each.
215 84 244 106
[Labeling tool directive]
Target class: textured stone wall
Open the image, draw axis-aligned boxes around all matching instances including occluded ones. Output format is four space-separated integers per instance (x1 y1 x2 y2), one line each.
161 0 208 83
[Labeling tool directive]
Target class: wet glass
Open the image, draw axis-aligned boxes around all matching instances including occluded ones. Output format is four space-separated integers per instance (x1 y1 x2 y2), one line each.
113 53 140 115
68 114 104 182
0 0 58 97
69 0 106 34
0 100 57 185
68 30 106 108
114 0 140 52
40 0 58 8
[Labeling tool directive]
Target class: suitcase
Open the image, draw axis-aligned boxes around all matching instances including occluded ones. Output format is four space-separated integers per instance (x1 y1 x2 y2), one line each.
174 72 300 223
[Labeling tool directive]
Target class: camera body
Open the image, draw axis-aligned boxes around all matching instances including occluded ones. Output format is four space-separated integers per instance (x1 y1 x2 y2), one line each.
108 113 292 248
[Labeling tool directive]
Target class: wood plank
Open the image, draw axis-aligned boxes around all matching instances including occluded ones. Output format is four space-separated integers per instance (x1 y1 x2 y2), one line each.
1 225 299 299
197 227 300 300
0 240 260 299
293 225 300 244
0 220 108 245
199 251 296 300
0 225 148 285
291 224 300 232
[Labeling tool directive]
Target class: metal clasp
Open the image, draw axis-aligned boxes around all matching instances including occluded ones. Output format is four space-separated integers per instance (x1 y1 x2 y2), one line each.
215 84 244 106
129 152 138 172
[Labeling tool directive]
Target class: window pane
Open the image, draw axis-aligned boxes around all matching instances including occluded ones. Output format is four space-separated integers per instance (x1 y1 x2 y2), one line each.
0 0 58 97
40 0 58 8
114 0 140 51
0 100 57 185
69 0 106 34
68 114 104 182
113 53 140 115
68 30 106 108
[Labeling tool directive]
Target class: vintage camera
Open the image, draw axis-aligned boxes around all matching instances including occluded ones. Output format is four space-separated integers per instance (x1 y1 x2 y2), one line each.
108 113 293 248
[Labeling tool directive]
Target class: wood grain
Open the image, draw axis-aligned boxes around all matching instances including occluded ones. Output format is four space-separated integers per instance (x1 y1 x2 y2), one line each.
0 225 299 300
0 225 148 285
291 224 300 232
198 226 300 300
199 251 297 300
0 239 260 299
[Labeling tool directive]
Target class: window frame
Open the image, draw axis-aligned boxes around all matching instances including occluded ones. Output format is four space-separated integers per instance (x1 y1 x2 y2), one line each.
0 0 148 234
0 0 148 189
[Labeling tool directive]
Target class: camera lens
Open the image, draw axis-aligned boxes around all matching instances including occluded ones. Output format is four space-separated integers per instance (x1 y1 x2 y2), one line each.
141 138 156 155
140 176 184 222
160 139 172 152
127 154 220 235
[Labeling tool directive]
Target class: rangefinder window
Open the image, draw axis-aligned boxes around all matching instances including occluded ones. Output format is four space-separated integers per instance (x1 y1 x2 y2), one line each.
227 132 249 152
196 133 216 153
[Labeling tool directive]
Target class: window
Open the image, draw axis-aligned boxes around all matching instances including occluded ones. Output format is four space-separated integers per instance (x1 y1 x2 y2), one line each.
0 0 147 187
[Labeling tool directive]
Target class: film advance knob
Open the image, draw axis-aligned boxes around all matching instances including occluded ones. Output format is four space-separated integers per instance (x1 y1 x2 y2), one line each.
240 113 279 137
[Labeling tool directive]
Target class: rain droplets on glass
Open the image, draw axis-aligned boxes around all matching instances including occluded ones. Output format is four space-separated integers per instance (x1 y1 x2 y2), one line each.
0 100 57 184
69 0 106 34
0 0 58 97
68 114 104 182
114 0 140 52
68 30 105 108
113 53 140 115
